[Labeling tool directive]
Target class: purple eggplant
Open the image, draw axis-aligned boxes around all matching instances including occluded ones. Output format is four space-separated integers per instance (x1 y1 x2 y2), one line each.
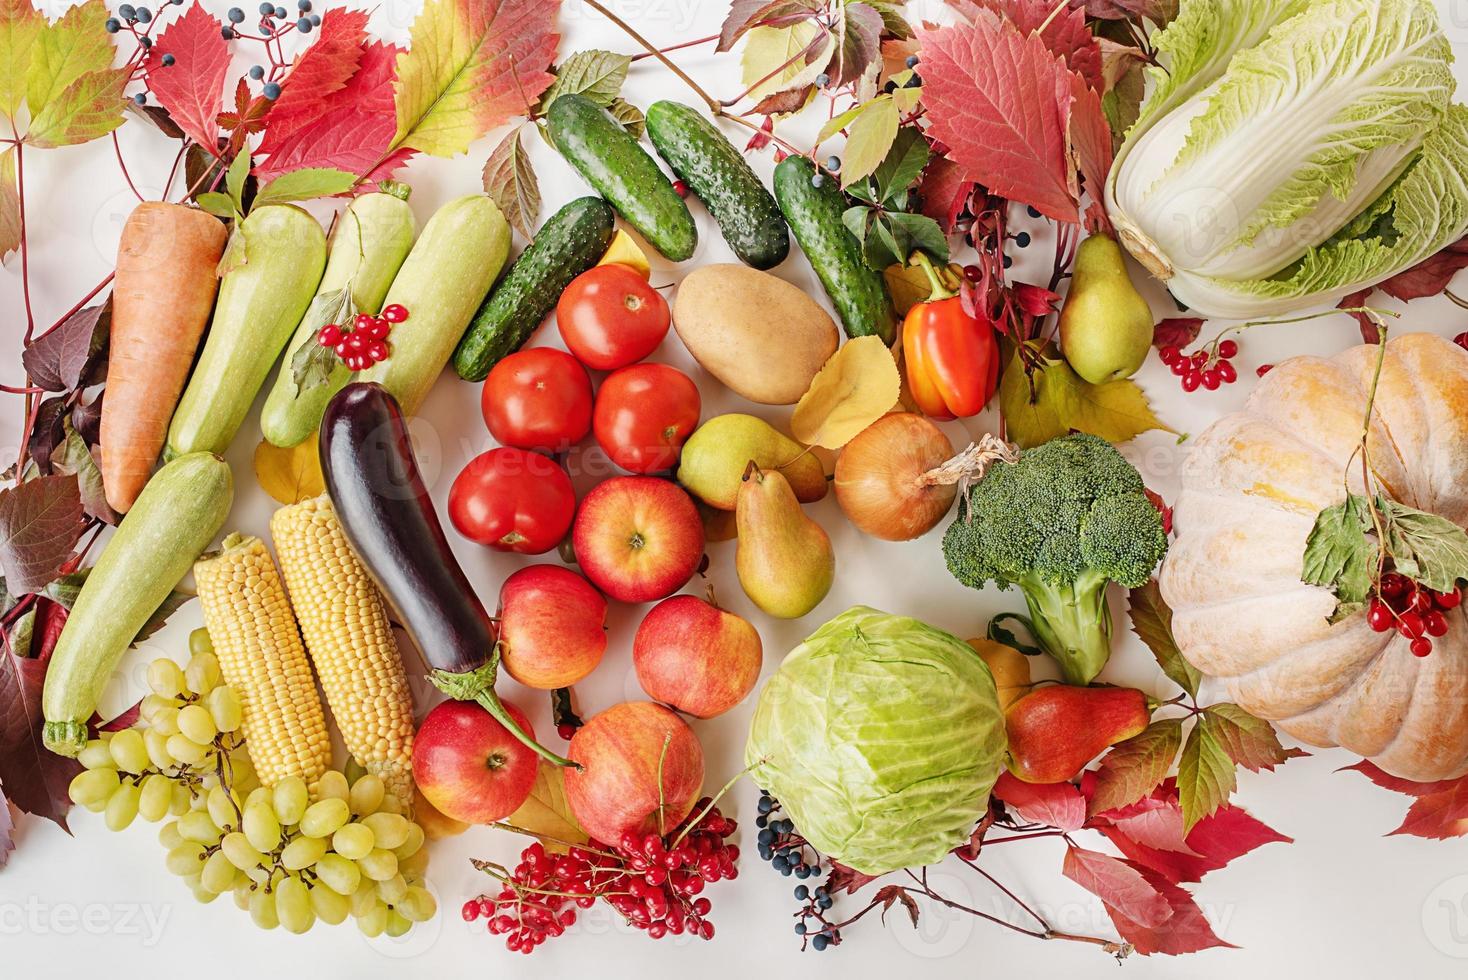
320 381 574 768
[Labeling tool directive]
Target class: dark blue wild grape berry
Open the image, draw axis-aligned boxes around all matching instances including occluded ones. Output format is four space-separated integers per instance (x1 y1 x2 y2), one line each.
810 173 825 189
905 54 919 68
220 25 235 38
135 6 151 22
133 92 146 105
118 4 136 21
296 17 310 31
105 17 120 31
811 934 829 951
309 13 319 24
275 6 287 19
825 155 840 171
815 73 829 87
248 64 264 79
297 0 311 9
258 2 273 13
161 52 174 65
1015 231 1031 247
262 81 281 100
1027 205 1041 218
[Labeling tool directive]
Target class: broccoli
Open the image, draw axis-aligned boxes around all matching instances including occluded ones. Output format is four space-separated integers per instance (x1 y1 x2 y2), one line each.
942 433 1168 685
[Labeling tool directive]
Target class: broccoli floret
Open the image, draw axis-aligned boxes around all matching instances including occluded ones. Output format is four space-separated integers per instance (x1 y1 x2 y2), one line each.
942 433 1168 684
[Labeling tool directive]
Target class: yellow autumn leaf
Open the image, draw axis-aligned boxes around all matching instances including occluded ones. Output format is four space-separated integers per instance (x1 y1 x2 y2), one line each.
505 762 587 853
839 97 898 187
598 228 651 279
999 343 1174 448
741 21 836 102
253 435 325 505
791 336 902 449
883 261 964 315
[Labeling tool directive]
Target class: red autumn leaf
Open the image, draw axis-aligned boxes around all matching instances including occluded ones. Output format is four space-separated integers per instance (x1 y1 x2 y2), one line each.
261 7 370 144
1011 281 1060 317
1340 758 1460 797
1153 317 1203 348
217 78 268 139
255 41 411 183
94 699 142 733
0 475 85 597
0 597 80 830
1202 703 1307 773
956 0 1104 92
1062 845 1172 928
1064 71 1113 233
717 0 822 52
1104 865 1236 955
744 114 775 153
1092 778 1290 883
146 2 230 155
1388 779 1468 840
918 15 1079 223
993 770 1086 830
917 155 974 233
1376 235 1468 302
826 860 883 895
1143 487 1173 536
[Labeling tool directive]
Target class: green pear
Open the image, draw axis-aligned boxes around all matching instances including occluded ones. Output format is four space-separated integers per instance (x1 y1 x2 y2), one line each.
735 463 834 619
676 414 828 511
1058 234 1154 384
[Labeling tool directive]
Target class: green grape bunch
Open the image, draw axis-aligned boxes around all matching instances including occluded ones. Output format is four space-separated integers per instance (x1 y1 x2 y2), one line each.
70 628 437 935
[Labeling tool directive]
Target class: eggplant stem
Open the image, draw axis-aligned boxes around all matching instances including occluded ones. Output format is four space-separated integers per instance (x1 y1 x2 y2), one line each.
429 657 581 769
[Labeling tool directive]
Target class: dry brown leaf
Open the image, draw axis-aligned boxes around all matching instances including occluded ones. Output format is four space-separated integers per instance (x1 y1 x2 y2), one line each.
505 762 587 852
253 435 325 505
791 336 902 449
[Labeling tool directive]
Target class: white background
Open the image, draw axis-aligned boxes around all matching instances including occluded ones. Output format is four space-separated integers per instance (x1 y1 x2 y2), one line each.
5 1 1468 977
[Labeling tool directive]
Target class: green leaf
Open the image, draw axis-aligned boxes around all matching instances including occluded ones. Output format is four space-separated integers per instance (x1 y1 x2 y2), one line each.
481 126 540 239
0 0 44 120
840 95 899 187
288 285 354 396
1088 718 1185 816
253 167 356 207
23 67 126 148
1300 494 1375 617
539 49 632 110
195 191 236 219
886 211 947 264
225 149 250 212
860 212 907 270
1378 497 1468 594
1201 703 1307 773
867 0 913 40
0 145 18 260
606 97 645 139
1177 716 1235 833
999 343 1175 447
25 0 114 121
1128 578 1201 698
871 126 929 205
841 204 871 244
818 101 865 143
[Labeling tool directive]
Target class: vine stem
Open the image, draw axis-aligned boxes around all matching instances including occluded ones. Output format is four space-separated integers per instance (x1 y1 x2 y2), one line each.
630 33 719 61
30 272 114 344
16 139 34 342
112 132 144 203
579 0 811 158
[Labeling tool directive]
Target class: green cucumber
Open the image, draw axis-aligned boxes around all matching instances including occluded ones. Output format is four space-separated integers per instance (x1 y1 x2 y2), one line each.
357 194 510 414
646 101 788 270
260 193 417 447
42 452 233 756
167 205 327 457
452 197 616 381
545 94 696 262
773 156 896 343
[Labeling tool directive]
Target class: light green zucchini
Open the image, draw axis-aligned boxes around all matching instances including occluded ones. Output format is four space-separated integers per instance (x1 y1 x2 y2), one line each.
166 205 327 457
42 452 234 756
259 194 417 447
357 194 510 415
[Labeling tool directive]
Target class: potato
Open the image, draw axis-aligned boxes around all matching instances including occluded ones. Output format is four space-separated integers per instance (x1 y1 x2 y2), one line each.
672 264 839 405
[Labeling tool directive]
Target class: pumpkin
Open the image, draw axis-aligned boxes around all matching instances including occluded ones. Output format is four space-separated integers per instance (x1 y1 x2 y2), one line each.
1160 333 1468 781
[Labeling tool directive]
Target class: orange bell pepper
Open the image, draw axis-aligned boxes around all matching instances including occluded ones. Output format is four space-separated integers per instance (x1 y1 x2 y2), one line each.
901 255 999 420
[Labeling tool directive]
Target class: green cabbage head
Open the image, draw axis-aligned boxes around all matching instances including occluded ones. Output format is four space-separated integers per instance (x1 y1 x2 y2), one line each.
744 606 1007 875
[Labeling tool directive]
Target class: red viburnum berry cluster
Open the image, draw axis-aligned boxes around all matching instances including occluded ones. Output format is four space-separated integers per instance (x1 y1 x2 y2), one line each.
1160 338 1240 392
1366 572 1461 656
464 800 738 953
317 304 409 371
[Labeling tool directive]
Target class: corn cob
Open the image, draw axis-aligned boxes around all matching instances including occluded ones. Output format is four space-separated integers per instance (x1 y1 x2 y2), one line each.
271 495 416 805
194 533 331 789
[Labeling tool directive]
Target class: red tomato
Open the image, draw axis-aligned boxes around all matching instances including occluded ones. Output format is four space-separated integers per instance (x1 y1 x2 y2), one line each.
592 364 700 474
556 264 670 370
481 348 593 451
448 448 575 554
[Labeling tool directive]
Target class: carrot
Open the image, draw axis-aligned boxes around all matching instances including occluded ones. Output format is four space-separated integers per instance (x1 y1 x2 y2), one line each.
100 203 227 513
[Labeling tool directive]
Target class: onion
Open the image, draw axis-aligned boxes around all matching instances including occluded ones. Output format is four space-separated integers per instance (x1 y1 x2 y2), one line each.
834 413 957 541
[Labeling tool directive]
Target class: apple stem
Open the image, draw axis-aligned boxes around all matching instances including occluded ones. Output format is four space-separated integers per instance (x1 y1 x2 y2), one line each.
669 759 763 850
429 657 581 770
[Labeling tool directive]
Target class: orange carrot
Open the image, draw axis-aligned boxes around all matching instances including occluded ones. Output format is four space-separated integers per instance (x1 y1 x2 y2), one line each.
100 203 227 513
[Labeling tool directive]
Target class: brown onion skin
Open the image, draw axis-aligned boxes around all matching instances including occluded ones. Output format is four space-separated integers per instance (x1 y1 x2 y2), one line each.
834 413 957 541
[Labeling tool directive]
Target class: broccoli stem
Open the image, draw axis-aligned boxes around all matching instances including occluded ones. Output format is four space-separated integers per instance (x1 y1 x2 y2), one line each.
1019 570 1113 685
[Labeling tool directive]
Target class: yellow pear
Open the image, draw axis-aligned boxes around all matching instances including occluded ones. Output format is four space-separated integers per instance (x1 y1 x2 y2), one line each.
735 463 834 619
1058 234 1154 384
676 414 827 510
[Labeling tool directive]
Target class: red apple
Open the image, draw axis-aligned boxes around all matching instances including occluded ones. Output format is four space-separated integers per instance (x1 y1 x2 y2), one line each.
564 701 704 845
572 477 704 603
412 699 539 825
499 565 608 689
634 594 762 718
